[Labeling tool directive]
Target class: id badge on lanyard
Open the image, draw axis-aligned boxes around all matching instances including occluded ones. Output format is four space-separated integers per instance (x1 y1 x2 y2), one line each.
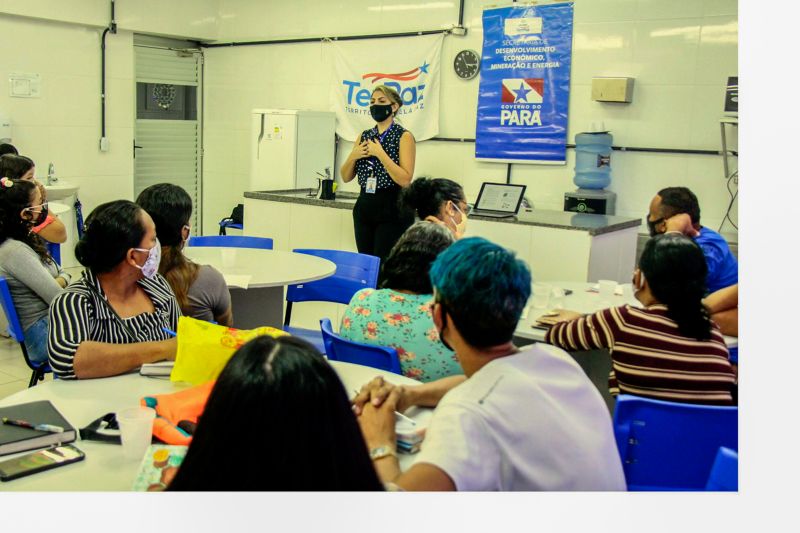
365 123 392 195
366 175 377 194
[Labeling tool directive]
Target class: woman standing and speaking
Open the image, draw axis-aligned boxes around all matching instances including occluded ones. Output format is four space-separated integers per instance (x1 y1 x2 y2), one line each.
340 85 415 264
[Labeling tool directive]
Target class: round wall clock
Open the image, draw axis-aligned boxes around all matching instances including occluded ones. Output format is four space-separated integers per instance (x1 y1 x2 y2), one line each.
453 49 481 80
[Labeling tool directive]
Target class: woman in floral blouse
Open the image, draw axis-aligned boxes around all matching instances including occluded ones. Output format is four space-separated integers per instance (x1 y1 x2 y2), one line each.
339 221 461 382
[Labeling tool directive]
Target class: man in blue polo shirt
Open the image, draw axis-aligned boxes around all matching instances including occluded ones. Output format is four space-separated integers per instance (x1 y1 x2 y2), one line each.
646 186 738 294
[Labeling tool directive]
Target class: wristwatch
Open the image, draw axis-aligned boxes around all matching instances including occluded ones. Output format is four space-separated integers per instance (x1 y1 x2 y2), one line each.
369 445 397 461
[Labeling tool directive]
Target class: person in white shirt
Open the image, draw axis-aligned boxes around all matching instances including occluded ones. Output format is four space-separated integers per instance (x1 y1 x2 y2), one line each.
353 237 626 491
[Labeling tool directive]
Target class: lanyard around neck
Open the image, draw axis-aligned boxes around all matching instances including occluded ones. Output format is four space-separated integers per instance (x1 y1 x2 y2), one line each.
376 122 394 143
368 123 394 169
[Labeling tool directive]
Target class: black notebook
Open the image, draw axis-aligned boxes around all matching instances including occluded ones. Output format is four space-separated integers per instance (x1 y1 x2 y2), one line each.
0 401 76 456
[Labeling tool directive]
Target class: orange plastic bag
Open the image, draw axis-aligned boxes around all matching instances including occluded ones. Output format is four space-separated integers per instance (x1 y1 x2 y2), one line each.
170 316 288 385
141 381 215 446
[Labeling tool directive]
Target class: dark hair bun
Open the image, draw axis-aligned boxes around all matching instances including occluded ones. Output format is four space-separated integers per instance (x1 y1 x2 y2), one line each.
400 177 463 220
402 177 432 206
75 200 146 273
73 238 93 266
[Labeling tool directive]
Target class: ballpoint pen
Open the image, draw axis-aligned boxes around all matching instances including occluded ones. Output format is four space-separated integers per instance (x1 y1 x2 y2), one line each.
393 411 417 426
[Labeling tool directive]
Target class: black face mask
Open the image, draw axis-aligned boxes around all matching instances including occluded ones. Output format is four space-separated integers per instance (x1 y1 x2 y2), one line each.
437 301 454 352
646 213 664 237
34 205 49 226
24 205 48 227
369 103 394 123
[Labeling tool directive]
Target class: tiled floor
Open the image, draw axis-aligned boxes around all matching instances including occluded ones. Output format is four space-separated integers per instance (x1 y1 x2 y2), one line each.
0 334 52 400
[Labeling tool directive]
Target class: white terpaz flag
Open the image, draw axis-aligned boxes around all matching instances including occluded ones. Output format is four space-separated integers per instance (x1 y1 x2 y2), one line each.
329 34 443 142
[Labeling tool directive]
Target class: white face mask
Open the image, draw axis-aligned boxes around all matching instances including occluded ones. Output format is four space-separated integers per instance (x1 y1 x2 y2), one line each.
449 202 468 239
133 239 161 279
632 269 646 302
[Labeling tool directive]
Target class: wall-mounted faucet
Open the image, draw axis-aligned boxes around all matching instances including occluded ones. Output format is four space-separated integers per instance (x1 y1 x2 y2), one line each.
47 162 57 185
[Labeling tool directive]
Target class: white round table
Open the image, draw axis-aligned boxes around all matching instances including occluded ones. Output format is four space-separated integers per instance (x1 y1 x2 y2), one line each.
0 361 431 491
184 247 336 329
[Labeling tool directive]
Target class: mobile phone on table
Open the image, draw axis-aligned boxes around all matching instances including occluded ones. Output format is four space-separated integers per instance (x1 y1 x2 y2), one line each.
0 444 85 482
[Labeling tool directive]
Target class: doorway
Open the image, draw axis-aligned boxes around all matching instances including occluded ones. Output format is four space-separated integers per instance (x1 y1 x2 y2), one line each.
134 38 203 231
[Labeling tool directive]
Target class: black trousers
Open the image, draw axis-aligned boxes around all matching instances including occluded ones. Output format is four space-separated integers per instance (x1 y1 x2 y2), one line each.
352 188 414 267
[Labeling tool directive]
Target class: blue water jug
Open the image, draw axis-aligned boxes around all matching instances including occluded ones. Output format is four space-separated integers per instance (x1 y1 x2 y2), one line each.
574 132 612 189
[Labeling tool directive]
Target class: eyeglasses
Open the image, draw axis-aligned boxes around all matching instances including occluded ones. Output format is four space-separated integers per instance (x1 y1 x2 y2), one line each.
453 202 472 217
22 202 48 213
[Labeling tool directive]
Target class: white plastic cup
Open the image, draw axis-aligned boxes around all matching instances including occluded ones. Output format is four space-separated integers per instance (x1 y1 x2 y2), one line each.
532 282 552 309
598 280 617 302
551 287 566 309
117 407 156 460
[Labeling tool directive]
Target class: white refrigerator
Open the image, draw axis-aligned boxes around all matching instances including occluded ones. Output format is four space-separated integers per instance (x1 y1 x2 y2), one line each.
250 109 336 192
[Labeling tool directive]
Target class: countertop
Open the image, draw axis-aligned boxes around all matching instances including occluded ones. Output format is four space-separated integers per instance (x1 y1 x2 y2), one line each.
244 189 642 236
245 189 360 210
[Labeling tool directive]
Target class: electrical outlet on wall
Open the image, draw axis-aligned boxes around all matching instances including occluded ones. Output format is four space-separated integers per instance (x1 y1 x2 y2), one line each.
9 72 41 98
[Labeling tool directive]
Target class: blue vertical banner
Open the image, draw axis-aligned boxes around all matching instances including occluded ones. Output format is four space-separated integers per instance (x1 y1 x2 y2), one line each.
475 2 574 164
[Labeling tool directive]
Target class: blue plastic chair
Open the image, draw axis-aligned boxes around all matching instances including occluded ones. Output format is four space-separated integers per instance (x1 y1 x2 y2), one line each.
46 242 61 265
218 221 243 236
282 249 380 353
284 249 380 324
0 276 51 387
320 318 402 374
705 446 738 491
188 235 273 250
728 346 738 365
613 394 738 491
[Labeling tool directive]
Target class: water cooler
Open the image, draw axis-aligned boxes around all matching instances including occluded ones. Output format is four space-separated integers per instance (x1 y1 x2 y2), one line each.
564 131 617 215
250 109 336 192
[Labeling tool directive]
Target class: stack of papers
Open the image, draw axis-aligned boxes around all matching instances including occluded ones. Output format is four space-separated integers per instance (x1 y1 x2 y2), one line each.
223 274 251 289
140 361 174 377
589 283 624 296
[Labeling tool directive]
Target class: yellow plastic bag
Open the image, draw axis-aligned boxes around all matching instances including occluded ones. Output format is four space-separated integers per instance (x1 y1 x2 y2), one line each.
170 316 288 385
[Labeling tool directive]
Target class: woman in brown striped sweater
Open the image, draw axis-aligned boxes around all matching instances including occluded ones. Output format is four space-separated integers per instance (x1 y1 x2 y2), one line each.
540 233 736 405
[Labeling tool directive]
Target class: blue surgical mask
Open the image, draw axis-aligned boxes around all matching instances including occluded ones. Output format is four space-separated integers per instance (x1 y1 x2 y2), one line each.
133 239 161 279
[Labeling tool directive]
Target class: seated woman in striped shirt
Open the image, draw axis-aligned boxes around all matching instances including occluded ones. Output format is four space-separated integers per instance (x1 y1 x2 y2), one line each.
539 233 736 405
48 200 180 379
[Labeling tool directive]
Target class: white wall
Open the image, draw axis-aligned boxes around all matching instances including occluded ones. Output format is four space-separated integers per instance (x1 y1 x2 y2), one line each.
206 0 738 238
0 0 220 218
0 0 220 39
0 14 134 216
0 1 740 238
